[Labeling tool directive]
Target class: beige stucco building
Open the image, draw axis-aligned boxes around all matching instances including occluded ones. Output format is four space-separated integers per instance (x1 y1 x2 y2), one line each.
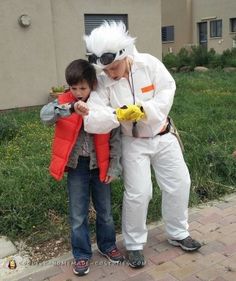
2 0 235 110
0 0 161 110
162 0 236 55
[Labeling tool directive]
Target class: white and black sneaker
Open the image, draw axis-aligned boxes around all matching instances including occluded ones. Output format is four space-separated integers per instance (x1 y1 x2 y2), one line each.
127 250 146 268
168 236 201 251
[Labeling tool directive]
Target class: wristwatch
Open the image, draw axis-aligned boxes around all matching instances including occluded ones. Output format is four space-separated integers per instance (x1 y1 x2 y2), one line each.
68 102 76 114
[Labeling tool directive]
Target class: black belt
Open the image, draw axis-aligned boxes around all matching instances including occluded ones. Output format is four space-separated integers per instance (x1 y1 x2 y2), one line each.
132 120 171 138
158 122 171 136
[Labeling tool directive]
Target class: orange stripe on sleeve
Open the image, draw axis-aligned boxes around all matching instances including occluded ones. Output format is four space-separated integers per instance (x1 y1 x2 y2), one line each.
141 84 155 93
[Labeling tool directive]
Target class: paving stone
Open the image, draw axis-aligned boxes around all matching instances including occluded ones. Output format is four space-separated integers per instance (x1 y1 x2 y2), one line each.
172 252 203 266
221 271 236 281
196 222 222 234
195 263 228 281
188 212 204 222
182 275 202 281
149 248 182 265
221 244 236 257
198 206 222 216
215 200 236 209
188 221 203 231
217 223 236 236
218 215 236 226
210 277 227 281
122 259 156 278
127 272 155 281
218 233 236 246
17 266 63 281
171 262 205 280
219 256 236 272
221 206 236 216
152 241 172 253
197 212 224 224
148 261 180 280
197 252 226 267
156 273 179 281
199 240 225 255
0 236 17 258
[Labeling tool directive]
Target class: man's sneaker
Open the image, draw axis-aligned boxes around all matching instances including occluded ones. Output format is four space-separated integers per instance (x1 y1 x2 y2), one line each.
127 250 146 268
98 247 125 264
168 236 201 251
73 259 90 276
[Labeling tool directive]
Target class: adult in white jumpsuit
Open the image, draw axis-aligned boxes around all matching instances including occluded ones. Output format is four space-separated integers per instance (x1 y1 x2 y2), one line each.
83 21 201 268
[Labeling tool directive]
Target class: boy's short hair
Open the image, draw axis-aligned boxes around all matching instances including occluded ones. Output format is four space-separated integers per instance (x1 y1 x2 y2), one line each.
65 59 97 89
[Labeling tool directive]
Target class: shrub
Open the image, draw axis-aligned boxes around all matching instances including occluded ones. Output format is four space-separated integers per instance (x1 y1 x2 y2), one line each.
176 48 192 69
190 45 210 67
162 53 178 69
163 46 236 70
221 48 236 67
0 115 19 143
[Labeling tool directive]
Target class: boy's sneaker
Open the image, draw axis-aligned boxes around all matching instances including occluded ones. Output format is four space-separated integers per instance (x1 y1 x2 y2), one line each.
168 236 201 251
73 259 90 276
98 247 125 264
127 250 146 268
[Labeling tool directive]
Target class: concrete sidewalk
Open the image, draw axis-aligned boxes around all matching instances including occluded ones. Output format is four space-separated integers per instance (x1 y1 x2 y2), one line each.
3 193 236 281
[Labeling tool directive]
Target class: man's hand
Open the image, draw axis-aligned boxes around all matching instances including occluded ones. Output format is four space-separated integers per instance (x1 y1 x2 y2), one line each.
74 100 89 116
115 105 145 121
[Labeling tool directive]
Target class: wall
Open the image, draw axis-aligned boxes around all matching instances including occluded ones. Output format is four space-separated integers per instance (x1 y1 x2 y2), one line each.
0 0 57 110
192 0 236 53
161 0 192 54
0 0 161 110
49 0 162 83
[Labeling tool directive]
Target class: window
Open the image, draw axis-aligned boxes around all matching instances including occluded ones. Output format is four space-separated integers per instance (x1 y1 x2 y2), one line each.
162 26 174 42
210 20 222 37
84 14 128 35
230 18 236 33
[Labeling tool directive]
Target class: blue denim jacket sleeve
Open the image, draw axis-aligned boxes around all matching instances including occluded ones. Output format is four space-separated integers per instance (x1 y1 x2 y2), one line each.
40 99 71 126
107 127 122 178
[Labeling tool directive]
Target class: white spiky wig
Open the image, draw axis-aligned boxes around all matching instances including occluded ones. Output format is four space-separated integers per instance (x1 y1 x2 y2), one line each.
84 21 136 68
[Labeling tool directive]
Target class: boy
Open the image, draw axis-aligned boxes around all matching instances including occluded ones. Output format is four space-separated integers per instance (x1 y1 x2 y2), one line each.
40 59 124 276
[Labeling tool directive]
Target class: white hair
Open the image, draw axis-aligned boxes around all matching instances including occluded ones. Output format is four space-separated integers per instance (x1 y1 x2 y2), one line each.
84 21 136 57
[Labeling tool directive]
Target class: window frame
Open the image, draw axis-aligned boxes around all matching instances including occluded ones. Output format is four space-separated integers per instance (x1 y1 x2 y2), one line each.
162 25 174 43
210 19 222 38
230 18 236 33
84 14 128 36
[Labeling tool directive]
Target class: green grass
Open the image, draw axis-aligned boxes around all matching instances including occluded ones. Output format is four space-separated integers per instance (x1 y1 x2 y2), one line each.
0 70 235 245
172 71 236 204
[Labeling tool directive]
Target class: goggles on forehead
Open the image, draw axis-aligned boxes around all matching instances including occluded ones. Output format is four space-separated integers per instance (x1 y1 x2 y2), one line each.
88 49 125 66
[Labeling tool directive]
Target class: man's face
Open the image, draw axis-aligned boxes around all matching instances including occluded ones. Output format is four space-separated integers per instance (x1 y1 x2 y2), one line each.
70 80 91 101
103 58 128 80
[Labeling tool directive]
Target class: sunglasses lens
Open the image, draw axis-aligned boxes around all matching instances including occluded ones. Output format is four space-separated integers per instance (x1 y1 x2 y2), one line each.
100 53 116 65
88 54 97 64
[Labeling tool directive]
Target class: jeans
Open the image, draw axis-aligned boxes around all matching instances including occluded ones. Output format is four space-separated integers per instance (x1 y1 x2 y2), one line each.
67 156 116 260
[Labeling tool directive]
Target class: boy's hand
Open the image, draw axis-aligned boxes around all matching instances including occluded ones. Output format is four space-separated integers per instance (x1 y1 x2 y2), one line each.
115 105 145 121
74 100 89 116
103 175 115 184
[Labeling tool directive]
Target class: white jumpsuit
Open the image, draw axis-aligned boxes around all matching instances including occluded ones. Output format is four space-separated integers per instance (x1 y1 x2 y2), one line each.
84 51 190 251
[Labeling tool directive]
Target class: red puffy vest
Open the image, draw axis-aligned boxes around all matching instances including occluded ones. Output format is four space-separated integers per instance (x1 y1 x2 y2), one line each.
49 91 110 182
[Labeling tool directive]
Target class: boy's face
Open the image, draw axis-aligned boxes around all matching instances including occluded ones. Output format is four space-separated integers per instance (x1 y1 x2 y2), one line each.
103 58 128 80
70 80 91 101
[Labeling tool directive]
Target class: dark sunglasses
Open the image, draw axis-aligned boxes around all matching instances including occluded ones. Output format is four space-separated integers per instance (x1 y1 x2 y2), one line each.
88 49 125 66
